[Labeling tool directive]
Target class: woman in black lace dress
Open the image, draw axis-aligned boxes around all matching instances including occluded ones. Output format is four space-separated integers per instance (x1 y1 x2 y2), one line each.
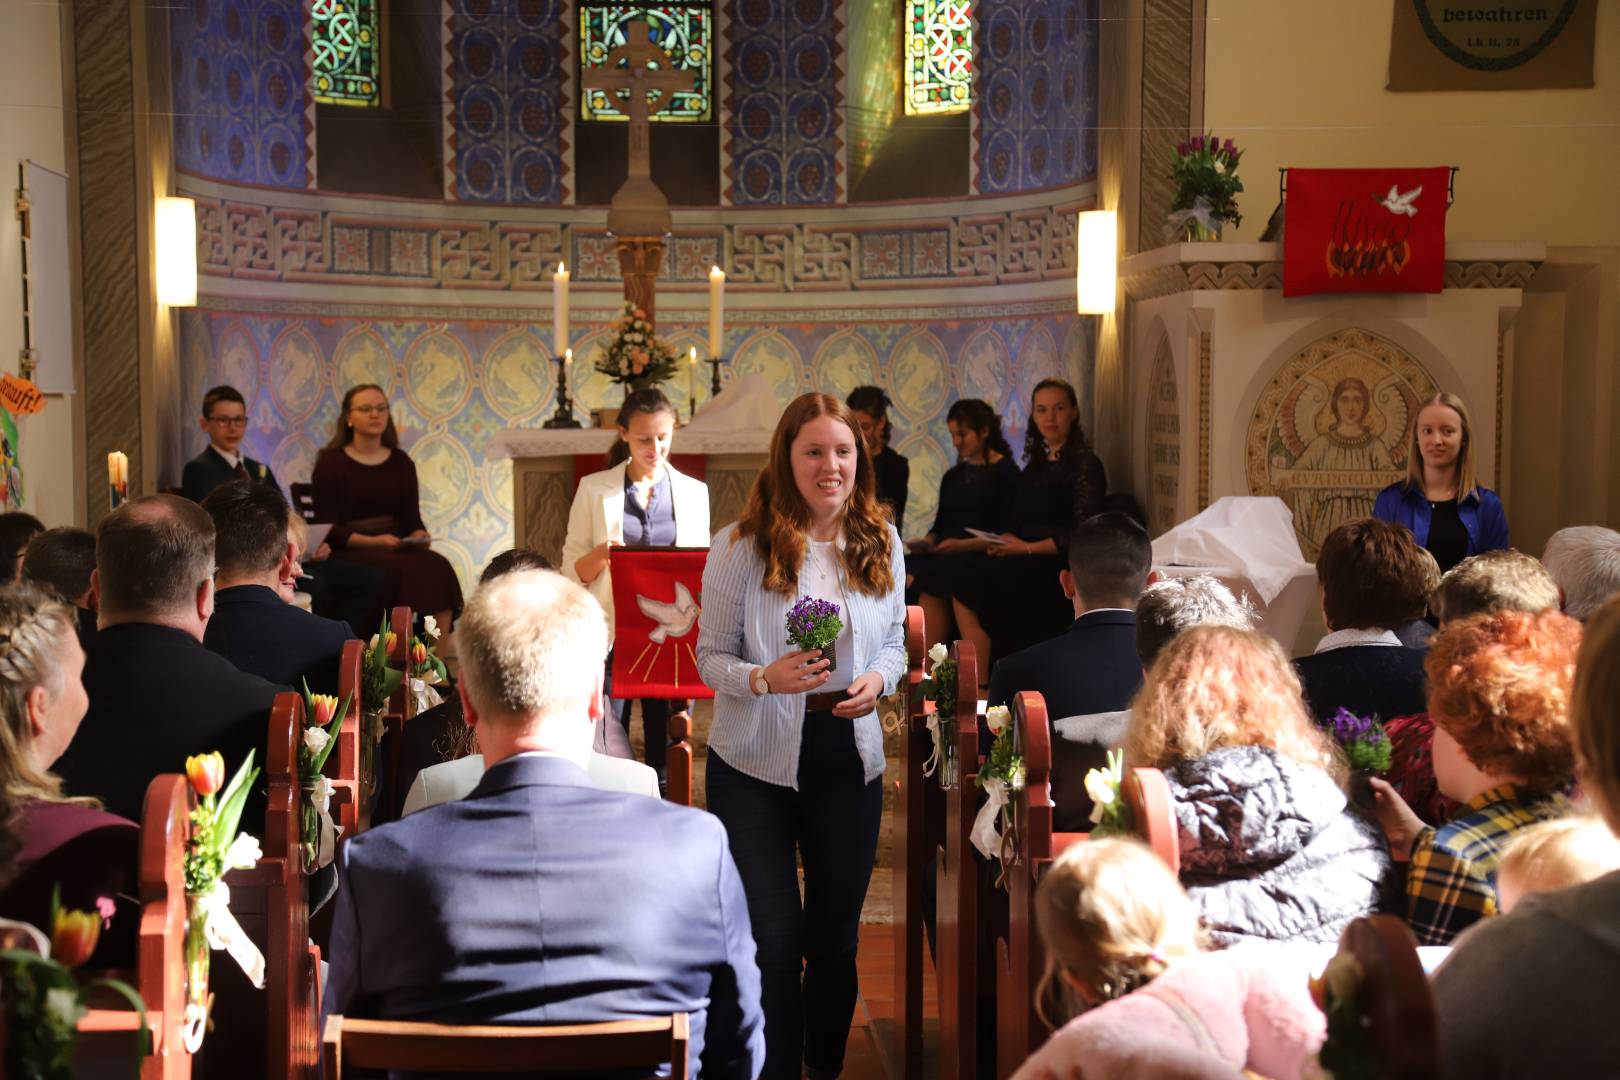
920 379 1105 685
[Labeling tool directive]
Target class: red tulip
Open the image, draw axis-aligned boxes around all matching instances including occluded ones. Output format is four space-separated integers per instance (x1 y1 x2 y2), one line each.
52 905 102 968
310 693 339 728
412 640 428 666
186 752 226 797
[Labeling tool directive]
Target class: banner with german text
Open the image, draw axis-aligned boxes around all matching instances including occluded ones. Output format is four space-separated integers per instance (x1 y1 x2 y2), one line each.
610 547 714 699
1283 167 1451 298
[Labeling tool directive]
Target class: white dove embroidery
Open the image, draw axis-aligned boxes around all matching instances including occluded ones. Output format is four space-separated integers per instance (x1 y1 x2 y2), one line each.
637 581 700 643
1379 184 1422 217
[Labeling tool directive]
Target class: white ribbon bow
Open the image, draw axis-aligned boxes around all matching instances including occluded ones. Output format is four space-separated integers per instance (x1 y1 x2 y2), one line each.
184 880 266 1051
971 777 1010 861
305 775 343 871
922 708 943 778
1164 195 1222 242
410 677 443 716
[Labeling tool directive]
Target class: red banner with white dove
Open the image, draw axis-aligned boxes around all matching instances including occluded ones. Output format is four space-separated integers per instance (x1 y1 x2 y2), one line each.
1283 167 1451 297
609 547 714 699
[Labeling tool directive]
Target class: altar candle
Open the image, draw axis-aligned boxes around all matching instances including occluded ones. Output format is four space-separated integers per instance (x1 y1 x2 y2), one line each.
107 451 128 506
564 347 573 383
688 346 697 405
553 262 570 356
707 265 725 358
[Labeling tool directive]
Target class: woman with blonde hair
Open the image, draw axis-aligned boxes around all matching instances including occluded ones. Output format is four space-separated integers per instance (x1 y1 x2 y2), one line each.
1432 593 1620 1076
697 392 907 1079
1372 390 1508 573
1013 838 1326 1080
0 583 137 965
1124 625 1389 946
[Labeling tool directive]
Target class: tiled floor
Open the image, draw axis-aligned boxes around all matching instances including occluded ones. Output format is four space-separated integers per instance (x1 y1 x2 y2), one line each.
846 917 938 1080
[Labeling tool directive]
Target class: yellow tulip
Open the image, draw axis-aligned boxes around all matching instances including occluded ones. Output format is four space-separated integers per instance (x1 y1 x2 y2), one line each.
185 752 226 796
51 905 102 968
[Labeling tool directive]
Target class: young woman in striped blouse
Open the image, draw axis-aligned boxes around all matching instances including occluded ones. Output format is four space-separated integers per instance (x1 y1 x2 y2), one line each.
697 392 908 1080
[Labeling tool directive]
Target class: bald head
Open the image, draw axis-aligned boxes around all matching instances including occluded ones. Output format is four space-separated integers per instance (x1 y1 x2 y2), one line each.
95 495 216 620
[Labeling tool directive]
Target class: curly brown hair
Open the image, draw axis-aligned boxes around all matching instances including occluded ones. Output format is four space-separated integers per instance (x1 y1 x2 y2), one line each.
1317 518 1433 631
735 393 894 596
1426 608 1582 790
1125 625 1345 782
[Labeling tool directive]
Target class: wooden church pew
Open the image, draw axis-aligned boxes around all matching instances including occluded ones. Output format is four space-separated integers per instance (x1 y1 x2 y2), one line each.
889 605 930 1078
1340 915 1438 1079
665 709 693 806
74 772 193 1078
934 639 981 1080
1125 767 1180 876
323 1014 691 1078
208 692 321 1078
323 639 367 836
375 606 417 825
993 689 1090 1079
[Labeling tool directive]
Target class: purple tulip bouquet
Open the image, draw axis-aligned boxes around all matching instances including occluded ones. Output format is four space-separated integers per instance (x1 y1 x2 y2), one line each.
1167 133 1244 241
786 596 843 672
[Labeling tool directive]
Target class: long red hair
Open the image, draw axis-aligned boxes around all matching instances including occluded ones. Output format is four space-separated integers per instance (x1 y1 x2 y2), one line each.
735 393 895 596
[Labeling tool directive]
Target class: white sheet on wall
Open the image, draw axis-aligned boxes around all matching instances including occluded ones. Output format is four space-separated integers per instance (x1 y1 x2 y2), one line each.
22 160 75 395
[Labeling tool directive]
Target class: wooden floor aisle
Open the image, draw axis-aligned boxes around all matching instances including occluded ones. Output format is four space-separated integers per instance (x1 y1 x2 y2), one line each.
845 894 938 1080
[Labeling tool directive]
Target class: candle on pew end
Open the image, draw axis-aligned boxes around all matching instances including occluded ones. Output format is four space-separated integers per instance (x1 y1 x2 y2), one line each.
707 265 725 358
553 262 570 357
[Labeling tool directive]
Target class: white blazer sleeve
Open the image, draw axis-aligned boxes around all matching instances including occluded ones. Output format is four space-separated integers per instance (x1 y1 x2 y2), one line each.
561 472 602 584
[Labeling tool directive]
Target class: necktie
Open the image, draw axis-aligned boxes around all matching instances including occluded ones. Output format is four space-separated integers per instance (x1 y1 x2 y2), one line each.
235 460 251 482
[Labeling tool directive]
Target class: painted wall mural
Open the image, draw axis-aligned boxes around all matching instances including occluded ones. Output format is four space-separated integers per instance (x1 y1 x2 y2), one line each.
1245 327 1439 558
444 0 572 204
179 306 1091 589
974 0 1098 194
172 0 312 187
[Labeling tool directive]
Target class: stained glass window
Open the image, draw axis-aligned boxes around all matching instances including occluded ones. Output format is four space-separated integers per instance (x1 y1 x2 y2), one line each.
579 6 712 123
312 0 382 107
904 0 973 116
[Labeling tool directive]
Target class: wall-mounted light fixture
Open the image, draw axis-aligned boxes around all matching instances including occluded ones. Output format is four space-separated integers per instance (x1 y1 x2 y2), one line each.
1075 209 1118 315
155 196 197 308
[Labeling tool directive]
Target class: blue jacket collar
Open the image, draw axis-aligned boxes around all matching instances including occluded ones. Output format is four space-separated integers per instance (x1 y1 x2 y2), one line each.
469 753 596 797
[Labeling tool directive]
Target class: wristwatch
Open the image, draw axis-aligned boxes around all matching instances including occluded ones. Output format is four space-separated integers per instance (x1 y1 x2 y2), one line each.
750 667 771 696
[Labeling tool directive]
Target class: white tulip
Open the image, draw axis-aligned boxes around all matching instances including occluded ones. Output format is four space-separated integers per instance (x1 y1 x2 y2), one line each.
928 643 949 667
225 832 263 870
985 705 1010 735
303 725 331 756
423 614 440 640
1084 769 1116 808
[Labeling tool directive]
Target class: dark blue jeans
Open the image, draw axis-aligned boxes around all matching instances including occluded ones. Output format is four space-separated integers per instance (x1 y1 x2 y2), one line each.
706 712 884 1078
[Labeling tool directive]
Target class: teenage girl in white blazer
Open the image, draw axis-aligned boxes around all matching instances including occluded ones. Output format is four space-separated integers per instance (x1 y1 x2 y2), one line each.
562 387 710 787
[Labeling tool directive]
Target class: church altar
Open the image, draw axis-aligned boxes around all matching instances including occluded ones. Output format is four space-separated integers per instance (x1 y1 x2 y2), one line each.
488 427 769 570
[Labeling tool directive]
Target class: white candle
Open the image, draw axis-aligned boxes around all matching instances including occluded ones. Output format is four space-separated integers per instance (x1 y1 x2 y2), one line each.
108 451 128 503
688 346 697 405
707 265 725 357
564 347 573 384
553 262 570 356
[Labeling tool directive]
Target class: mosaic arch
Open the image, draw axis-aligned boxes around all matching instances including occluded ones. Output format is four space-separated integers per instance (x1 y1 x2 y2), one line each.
1245 327 1440 559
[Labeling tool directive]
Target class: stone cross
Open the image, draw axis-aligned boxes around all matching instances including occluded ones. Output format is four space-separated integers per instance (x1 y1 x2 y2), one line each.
580 21 695 183
580 21 696 325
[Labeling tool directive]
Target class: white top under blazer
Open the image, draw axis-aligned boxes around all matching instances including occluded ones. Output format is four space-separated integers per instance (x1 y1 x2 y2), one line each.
696 522 908 790
561 460 711 642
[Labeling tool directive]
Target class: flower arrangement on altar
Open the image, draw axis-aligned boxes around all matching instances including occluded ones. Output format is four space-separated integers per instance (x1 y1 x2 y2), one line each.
0 888 148 1077
918 643 958 786
1167 133 1244 241
182 750 264 1051
298 683 351 873
596 302 679 388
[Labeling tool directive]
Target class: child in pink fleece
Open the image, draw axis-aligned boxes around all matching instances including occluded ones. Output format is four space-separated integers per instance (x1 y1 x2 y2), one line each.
1012 838 1327 1080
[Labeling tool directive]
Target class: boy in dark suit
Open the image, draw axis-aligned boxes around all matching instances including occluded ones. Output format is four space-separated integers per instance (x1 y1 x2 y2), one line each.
325 569 764 1078
53 495 281 823
988 512 1153 832
201 480 353 693
180 385 280 502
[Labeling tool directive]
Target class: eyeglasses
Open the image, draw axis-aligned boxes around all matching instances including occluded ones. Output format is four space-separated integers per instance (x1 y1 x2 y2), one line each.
207 415 248 427
350 405 390 416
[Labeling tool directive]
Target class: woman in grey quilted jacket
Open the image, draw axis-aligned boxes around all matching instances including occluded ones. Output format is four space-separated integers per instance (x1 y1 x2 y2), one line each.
1123 625 1392 946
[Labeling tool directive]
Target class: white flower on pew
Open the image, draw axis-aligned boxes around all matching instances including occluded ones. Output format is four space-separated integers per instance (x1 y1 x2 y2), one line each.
985 705 1010 736
303 724 331 757
928 642 949 669
423 614 441 640
45 987 81 1030
225 832 263 871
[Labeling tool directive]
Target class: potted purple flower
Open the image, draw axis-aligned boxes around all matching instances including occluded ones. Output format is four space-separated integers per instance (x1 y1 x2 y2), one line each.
1325 707 1392 813
786 596 843 672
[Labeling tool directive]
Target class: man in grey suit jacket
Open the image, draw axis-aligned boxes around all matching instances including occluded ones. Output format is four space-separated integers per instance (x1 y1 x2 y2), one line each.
324 569 765 1078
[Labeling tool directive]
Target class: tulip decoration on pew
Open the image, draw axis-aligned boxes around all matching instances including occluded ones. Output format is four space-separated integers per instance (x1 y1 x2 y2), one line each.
405 615 449 715
917 643 958 785
361 616 405 794
182 749 265 1052
0 886 149 1077
970 704 1026 875
298 683 352 873
1082 749 1132 835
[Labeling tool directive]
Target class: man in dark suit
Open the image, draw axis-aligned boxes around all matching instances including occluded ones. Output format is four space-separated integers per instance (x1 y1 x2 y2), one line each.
988 512 1153 832
1295 518 1431 726
181 383 387 636
201 481 353 693
21 526 99 650
325 569 764 1078
53 495 282 823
